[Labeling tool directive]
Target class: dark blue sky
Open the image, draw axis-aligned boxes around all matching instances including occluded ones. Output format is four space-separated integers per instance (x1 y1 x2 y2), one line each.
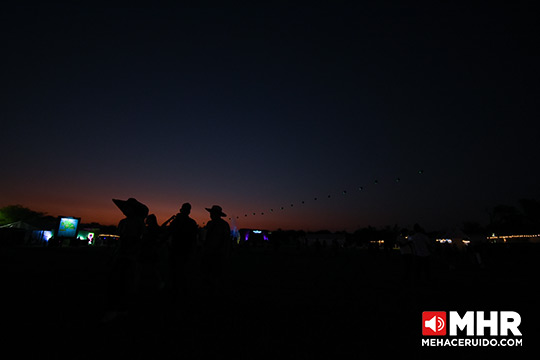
1 3 539 231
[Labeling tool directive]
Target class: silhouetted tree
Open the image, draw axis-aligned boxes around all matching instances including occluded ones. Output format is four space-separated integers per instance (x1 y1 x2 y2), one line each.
488 204 524 235
353 226 377 246
0 205 45 226
518 198 540 233
462 221 486 236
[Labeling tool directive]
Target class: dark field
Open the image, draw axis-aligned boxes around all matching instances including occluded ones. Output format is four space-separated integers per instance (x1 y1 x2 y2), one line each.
2 244 539 359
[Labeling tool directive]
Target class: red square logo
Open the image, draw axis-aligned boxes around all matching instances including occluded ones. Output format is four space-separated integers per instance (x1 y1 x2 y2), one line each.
422 311 446 336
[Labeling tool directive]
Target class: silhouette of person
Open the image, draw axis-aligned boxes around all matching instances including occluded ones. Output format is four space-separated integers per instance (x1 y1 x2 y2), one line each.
102 198 148 322
168 203 198 299
410 224 432 283
396 229 413 281
139 214 164 293
201 205 231 294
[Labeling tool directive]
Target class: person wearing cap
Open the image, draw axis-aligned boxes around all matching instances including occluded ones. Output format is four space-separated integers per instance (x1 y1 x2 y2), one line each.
201 205 231 292
168 202 198 299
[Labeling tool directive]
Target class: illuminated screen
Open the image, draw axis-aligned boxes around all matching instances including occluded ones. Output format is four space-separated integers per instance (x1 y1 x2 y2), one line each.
57 217 80 238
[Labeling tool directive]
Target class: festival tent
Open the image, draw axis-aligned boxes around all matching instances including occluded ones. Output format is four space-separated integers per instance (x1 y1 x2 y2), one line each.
0 221 37 245
438 228 470 251
0 221 38 231
0 221 56 245
305 233 346 247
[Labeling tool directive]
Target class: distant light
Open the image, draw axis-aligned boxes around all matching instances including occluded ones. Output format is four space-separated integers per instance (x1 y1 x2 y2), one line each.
436 239 452 244
487 234 540 240
42 231 53 242
99 234 119 239
253 230 262 234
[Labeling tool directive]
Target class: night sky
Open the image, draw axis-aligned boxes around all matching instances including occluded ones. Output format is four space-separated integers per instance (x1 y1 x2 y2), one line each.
1 3 539 231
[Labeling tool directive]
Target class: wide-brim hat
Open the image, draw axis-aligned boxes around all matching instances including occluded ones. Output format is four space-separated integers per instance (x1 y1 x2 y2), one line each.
205 205 226 217
113 198 149 219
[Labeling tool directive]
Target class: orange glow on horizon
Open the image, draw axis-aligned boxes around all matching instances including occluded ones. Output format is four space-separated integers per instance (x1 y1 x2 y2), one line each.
3 196 372 232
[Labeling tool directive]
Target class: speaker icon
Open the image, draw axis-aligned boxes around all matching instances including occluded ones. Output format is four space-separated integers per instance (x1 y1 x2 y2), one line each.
422 311 447 336
425 316 445 332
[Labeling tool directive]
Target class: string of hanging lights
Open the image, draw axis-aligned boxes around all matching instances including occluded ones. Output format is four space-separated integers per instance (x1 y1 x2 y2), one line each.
230 170 424 221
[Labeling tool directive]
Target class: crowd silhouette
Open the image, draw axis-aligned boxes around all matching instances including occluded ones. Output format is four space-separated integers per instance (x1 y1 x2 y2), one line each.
102 198 231 323
99 196 491 334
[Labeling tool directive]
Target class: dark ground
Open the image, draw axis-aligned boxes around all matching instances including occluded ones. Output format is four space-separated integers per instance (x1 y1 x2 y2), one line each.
2 243 539 359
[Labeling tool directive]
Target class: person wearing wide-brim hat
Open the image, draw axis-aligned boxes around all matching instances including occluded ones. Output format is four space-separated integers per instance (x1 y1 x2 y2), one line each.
112 198 149 219
111 198 148 254
102 197 148 323
201 205 231 293
205 205 227 217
